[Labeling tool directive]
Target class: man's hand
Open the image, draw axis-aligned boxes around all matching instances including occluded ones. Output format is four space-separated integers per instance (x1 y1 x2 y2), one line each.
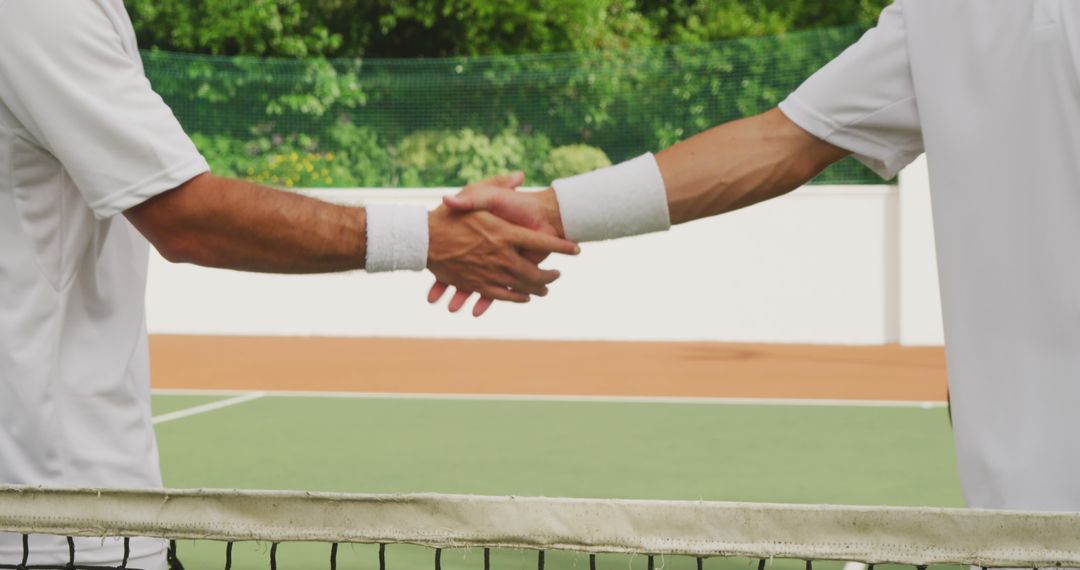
427 175 575 308
428 174 566 316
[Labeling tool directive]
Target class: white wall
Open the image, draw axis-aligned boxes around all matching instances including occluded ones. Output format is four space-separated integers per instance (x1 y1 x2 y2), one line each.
145 165 945 345
898 156 945 345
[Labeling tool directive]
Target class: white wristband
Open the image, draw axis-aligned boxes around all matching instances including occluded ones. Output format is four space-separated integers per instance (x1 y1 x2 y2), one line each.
551 153 671 242
364 204 429 272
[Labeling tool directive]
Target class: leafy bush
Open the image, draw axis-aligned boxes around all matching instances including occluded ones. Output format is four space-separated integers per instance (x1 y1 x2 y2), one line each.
326 122 395 187
129 0 890 58
189 123 393 187
393 130 515 186
158 25 880 187
138 3 893 188
188 134 250 179
641 0 888 44
544 145 613 180
190 126 611 188
191 134 349 187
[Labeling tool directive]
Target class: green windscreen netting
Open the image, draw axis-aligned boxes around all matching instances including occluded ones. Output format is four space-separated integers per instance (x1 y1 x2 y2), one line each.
143 25 881 189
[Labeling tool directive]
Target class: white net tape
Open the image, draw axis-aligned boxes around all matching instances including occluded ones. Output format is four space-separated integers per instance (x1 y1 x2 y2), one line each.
2 486 1080 568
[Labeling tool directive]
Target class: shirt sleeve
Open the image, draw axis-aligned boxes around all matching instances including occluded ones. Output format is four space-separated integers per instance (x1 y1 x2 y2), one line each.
778 2 924 180
0 0 209 219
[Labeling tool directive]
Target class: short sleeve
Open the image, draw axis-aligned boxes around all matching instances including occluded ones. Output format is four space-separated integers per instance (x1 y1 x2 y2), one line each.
778 2 924 180
0 0 209 218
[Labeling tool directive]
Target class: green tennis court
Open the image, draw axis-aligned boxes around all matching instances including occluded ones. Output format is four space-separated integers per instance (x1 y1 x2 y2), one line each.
150 392 962 570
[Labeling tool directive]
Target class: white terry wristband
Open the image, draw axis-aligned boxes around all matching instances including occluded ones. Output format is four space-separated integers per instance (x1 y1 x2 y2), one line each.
364 204 429 272
551 152 671 242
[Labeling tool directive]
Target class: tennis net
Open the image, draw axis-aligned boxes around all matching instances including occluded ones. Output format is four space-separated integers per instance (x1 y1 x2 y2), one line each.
1 486 1078 570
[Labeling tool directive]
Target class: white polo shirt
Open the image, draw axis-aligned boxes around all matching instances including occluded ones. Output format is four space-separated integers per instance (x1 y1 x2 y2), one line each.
780 0 1080 511
0 0 208 566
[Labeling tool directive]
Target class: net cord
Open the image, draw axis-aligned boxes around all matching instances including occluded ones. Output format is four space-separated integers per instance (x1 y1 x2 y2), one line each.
1 486 1079 567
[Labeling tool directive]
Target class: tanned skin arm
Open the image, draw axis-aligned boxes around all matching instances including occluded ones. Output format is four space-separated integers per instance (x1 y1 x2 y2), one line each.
434 108 851 314
126 173 580 302
656 108 849 223
127 173 369 273
519 108 850 227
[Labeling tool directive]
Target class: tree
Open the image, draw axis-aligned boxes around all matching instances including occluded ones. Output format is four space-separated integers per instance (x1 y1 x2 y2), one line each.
129 0 890 58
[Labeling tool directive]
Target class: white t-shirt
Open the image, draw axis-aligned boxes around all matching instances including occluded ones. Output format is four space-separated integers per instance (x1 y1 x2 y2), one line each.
780 0 1080 511
0 0 208 566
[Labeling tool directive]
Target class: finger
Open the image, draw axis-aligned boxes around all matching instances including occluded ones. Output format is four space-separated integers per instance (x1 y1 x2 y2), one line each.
507 258 560 290
483 171 525 189
446 186 505 213
510 228 581 256
428 281 450 304
448 289 474 313
472 297 495 317
506 280 549 297
522 249 551 265
442 194 475 211
481 286 530 303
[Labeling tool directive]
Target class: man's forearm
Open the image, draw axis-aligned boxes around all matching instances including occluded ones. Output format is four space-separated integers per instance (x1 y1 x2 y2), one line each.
656 108 849 225
127 173 369 274
431 108 851 315
529 109 850 234
128 173 578 302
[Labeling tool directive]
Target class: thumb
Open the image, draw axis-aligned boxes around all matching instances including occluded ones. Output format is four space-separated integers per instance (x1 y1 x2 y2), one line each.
444 186 504 212
442 194 475 211
486 171 525 189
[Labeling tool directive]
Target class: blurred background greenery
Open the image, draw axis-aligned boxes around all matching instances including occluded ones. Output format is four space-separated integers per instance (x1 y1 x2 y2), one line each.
131 1 891 187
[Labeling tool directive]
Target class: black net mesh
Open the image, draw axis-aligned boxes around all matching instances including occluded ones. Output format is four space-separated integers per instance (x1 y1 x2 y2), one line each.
0 536 956 570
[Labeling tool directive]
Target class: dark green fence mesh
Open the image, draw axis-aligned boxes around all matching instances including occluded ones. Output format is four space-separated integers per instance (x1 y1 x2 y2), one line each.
143 25 881 189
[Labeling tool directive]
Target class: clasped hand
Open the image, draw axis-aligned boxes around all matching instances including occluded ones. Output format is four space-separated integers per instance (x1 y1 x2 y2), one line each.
427 173 572 315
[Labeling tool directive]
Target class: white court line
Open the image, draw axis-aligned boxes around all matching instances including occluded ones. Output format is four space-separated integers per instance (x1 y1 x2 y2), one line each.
843 563 867 570
152 388 946 409
152 391 266 425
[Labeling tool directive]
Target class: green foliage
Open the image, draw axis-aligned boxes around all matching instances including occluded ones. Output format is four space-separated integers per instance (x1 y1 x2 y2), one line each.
191 127 609 188
145 25 880 187
128 0 341 57
130 0 890 58
128 0 653 58
327 122 396 187
640 0 889 44
135 2 894 187
544 146 613 180
397 129 532 186
391 129 610 187
189 123 393 188
396 130 612 186
331 0 657 57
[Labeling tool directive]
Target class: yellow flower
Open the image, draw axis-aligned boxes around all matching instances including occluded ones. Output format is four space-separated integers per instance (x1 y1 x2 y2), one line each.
326 152 335 161
290 152 299 162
